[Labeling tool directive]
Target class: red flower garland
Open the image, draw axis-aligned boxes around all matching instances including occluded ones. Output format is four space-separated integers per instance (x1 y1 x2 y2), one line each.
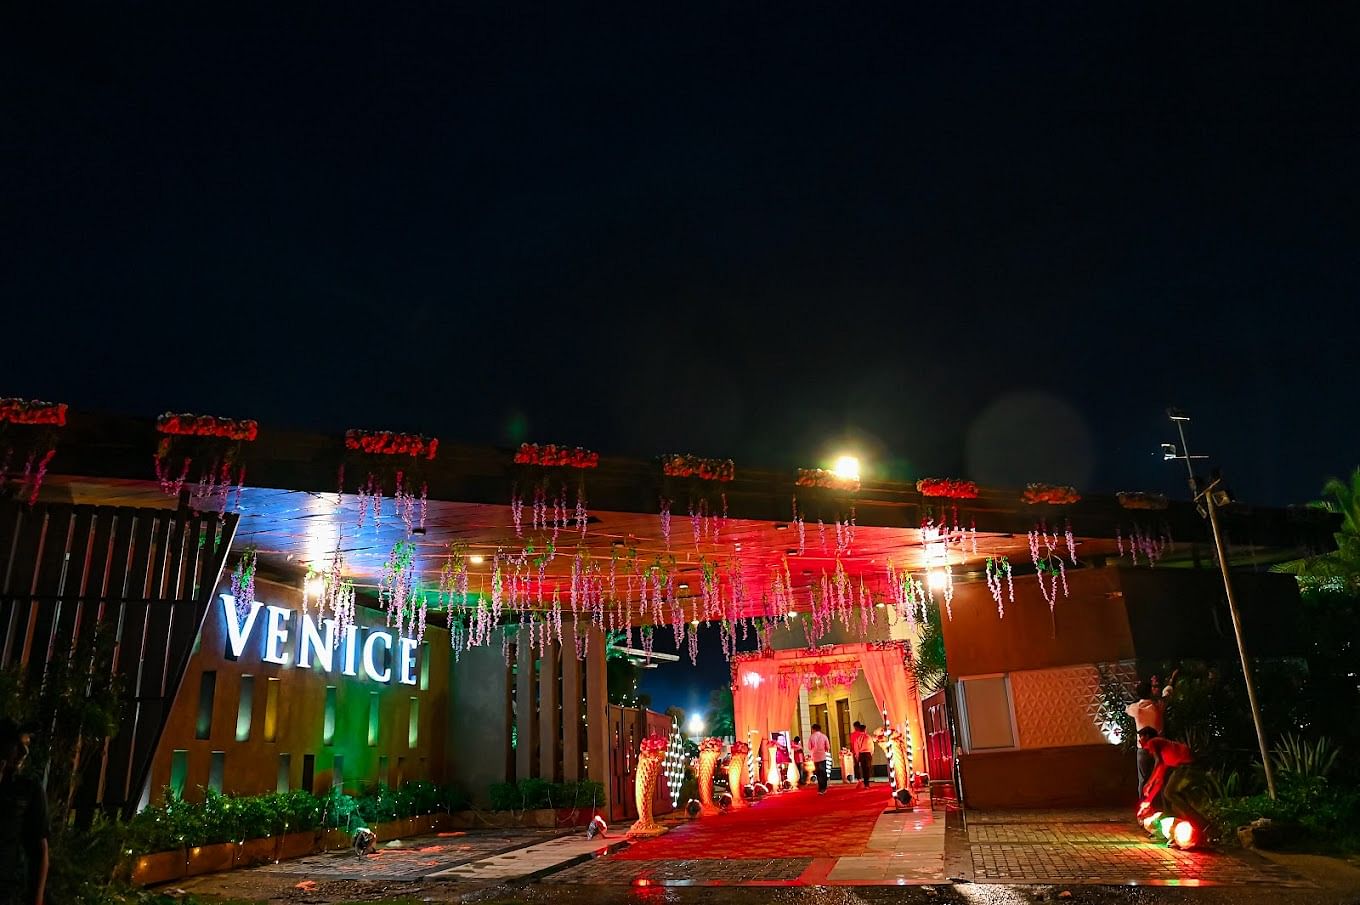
514 442 599 469
795 468 860 492
729 741 750 756
0 399 67 427
1117 491 1169 511
640 734 671 755
916 477 978 499
699 737 726 753
157 412 258 441
1022 483 1081 505
663 454 735 482
345 429 438 460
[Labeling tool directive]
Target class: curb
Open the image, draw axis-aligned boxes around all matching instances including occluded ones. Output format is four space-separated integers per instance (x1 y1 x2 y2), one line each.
515 837 633 884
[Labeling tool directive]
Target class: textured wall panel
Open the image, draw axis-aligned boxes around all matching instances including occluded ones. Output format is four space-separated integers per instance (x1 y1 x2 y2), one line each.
1011 661 1134 750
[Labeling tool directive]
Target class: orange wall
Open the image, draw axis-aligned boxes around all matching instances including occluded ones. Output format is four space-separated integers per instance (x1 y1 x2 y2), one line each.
941 567 1133 676
147 576 450 803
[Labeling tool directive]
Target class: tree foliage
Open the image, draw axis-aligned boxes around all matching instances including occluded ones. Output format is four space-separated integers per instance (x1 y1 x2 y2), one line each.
913 601 948 694
704 686 735 738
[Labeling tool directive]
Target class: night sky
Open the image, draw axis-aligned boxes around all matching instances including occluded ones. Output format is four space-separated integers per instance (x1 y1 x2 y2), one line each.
6 4 1358 712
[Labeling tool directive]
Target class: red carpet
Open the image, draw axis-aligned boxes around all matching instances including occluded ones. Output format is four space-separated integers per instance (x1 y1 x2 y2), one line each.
618 783 889 860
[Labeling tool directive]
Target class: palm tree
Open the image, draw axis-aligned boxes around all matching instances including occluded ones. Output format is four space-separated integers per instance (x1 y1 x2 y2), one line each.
1291 468 1360 586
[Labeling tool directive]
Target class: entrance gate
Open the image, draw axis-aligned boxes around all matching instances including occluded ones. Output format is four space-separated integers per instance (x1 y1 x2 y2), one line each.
605 703 673 823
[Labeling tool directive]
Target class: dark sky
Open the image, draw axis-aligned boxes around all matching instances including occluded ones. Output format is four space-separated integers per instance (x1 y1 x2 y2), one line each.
6 4 1358 707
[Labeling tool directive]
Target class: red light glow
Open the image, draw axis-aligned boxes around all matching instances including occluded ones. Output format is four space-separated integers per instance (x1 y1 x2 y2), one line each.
1172 819 1198 848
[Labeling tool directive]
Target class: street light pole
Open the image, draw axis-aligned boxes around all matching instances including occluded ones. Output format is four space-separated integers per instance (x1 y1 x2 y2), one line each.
1163 410 1278 800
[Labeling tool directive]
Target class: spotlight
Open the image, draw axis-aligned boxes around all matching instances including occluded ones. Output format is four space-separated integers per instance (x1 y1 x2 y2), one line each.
585 815 608 840
743 784 756 800
831 455 861 482
469 554 485 565
894 789 913 807
352 827 377 859
686 799 702 818
718 793 732 810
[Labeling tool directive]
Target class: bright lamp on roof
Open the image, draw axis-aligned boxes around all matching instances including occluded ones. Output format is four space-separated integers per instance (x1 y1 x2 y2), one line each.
832 456 861 482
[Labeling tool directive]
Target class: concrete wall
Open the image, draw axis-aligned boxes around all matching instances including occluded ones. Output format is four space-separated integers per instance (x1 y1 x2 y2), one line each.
148 576 450 803
450 642 511 807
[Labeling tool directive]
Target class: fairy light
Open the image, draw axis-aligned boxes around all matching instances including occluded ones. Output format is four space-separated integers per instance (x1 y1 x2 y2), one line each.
662 720 688 809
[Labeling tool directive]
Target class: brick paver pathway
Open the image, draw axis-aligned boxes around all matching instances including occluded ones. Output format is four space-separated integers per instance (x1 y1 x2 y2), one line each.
949 808 1313 887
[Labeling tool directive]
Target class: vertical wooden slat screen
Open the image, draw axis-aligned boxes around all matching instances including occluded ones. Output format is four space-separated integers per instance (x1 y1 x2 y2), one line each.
0 501 236 819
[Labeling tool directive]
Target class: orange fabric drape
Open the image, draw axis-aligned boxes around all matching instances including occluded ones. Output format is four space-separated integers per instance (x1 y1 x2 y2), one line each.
861 647 918 769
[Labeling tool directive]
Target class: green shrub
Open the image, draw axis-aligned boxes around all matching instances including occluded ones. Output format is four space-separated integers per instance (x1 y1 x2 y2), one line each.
486 779 604 811
1273 734 1341 779
125 781 464 854
1209 772 1360 850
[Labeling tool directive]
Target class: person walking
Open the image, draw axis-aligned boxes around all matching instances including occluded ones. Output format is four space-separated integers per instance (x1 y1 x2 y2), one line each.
849 721 874 788
807 723 831 794
1126 671 1177 796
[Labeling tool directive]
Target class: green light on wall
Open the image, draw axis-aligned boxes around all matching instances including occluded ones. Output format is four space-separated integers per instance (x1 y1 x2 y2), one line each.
324 686 337 746
408 697 419 748
368 692 380 747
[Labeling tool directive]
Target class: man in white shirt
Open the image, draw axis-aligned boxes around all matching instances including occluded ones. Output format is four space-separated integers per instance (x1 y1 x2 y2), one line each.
1125 671 1177 794
806 723 832 795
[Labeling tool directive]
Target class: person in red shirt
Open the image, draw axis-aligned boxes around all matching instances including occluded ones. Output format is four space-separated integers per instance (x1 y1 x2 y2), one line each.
848 722 873 788
1136 727 1206 836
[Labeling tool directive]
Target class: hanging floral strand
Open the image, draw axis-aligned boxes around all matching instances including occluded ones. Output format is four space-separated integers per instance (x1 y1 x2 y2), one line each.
229 548 258 618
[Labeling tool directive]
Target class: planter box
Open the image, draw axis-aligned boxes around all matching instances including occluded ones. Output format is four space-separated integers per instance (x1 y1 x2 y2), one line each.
320 828 353 851
186 842 235 877
234 836 279 868
130 849 185 887
278 831 318 861
447 808 600 830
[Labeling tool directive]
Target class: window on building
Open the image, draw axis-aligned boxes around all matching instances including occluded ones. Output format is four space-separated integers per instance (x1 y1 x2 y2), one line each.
301 754 315 793
408 697 419 748
323 685 337 745
378 755 389 786
332 755 344 791
957 675 1017 751
236 675 254 742
208 751 225 793
170 750 188 798
368 692 380 747
195 671 216 740
277 754 291 793
264 677 280 742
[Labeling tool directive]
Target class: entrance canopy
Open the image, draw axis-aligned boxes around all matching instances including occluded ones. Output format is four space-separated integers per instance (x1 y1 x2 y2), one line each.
731 641 920 748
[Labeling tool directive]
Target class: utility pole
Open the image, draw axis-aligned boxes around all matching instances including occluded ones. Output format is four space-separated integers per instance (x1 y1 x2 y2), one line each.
1162 409 1278 800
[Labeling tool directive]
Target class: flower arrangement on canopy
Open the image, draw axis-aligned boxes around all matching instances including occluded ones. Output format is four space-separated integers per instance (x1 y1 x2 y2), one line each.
514 442 599 468
154 410 256 508
1022 483 1081 505
663 454 735 482
916 477 978 499
0 399 68 426
1117 491 1169 511
345 429 438 460
0 398 67 504
796 468 860 492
